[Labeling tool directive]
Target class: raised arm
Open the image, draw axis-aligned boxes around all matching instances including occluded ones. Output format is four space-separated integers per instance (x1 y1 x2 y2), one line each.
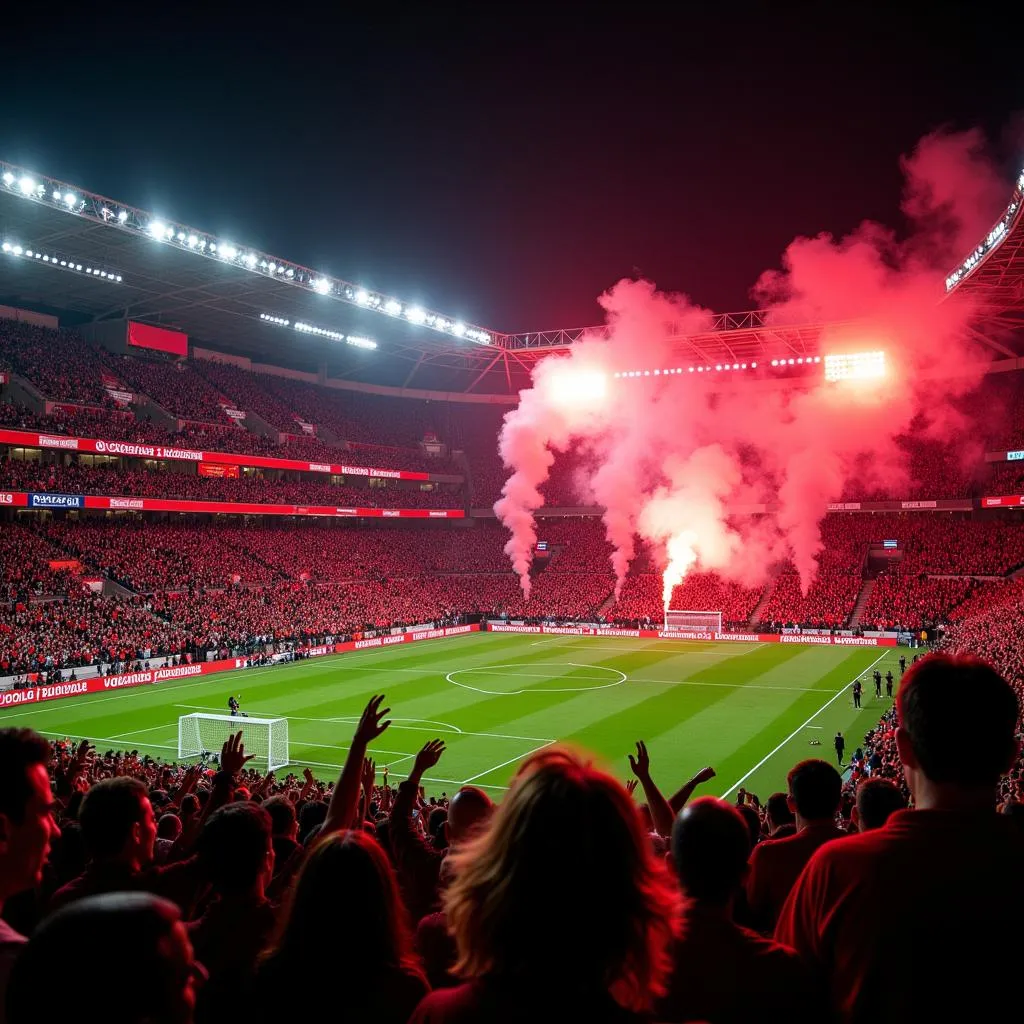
668 765 717 814
323 695 391 837
628 741 675 838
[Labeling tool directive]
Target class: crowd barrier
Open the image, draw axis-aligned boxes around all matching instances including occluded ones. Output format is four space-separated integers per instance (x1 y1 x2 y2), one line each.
0 426 440 481
0 624 480 709
0 490 465 519
485 623 898 646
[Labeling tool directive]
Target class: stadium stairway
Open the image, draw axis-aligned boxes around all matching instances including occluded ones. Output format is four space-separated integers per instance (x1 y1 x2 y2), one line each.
847 578 876 629
746 582 776 629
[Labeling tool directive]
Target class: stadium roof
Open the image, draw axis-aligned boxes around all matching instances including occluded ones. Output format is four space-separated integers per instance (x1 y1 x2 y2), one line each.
2 160 1023 395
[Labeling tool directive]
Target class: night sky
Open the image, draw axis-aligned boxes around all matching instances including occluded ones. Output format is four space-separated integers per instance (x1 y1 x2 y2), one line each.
2 6 1021 333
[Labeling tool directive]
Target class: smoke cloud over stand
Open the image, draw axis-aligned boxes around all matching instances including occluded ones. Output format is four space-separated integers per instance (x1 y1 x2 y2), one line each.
493 129 1008 600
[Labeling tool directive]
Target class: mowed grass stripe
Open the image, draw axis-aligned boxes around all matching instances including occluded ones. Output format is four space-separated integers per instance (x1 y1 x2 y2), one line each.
6 635 904 796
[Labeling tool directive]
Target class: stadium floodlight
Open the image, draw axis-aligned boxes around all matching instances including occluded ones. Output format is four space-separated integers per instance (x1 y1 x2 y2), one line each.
346 335 377 350
355 289 371 305
452 321 466 337
824 350 886 382
1 171 13 185
385 299 402 315
117 209 128 222
19 176 35 195
149 221 167 239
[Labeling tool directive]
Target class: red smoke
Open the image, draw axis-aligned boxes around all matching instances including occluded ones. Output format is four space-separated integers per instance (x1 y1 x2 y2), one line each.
494 129 1010 597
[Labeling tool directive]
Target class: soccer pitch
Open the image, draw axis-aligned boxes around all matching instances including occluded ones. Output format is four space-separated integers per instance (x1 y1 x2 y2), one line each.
0 633 903 798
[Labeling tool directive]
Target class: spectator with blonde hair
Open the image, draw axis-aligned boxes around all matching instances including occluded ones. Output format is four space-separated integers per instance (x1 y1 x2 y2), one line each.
410 746 679 1022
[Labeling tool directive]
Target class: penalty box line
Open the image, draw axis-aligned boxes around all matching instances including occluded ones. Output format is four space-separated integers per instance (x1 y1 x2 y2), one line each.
719 651 888 799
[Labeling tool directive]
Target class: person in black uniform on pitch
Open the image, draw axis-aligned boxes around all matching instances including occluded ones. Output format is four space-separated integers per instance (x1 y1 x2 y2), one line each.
228 695 240 717
873 670 882 698
852 679 862 709
834 731 845 766
899 654 907 675
885 670 894 697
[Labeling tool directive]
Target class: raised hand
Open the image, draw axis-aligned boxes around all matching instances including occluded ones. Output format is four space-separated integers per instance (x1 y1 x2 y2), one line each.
303 767 315 785
361 757 376 793
693 766 716 785
220 731 255 777
626 778 639 797
628 741 651 781
413 739 446 779
354 695 392 747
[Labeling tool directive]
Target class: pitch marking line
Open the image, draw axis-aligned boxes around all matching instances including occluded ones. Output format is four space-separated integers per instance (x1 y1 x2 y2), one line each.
446 663 627 696
173 706 555 744
719 652 888 799
461 740 557 784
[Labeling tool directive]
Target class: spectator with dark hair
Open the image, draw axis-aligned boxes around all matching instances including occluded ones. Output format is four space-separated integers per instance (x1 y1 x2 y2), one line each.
777 655 1024 1023
252 829 427 1024
392 739 494 922
190 804 276 1023
261 794 303 891
410 746 679 1022
49 734 249 913
658 797 816 1023
745 759 842 933
765 791 796 839
6 892 202 1024
0 729 59 1017
852 777 906 832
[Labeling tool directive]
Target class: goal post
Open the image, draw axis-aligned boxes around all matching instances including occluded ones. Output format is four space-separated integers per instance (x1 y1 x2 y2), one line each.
663 609 723 633
177 713 290 772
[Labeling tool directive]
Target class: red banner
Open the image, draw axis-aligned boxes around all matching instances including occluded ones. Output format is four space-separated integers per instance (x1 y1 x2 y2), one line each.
47 560 81 571
982 494 1024 507
127 322 188 358
0 625 480 710
485 624 898 646
198 463 240 479
0 428 433 481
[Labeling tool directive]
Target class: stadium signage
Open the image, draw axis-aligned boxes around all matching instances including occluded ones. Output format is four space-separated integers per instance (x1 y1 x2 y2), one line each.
0 626 482 709
982 495 1024 508
28 493 83 509
0 492 14 505
39 435 80 450
0 428 436 481
109 498 145 509
484 624 897 647
1008 450 1024 461
901 500 937 510
827 502 862 511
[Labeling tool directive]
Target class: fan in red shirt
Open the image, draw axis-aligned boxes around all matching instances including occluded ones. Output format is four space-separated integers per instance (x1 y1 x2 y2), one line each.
658 796 820 1024
744 758 843 933
776 654 1024 1024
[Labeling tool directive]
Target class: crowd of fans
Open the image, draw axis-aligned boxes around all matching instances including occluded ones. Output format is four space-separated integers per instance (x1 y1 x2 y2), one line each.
859 573 974 632
106 355 237 426
0 651 1020 1023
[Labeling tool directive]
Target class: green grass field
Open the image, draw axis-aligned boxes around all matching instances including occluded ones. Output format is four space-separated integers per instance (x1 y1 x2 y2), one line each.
0 633 904 798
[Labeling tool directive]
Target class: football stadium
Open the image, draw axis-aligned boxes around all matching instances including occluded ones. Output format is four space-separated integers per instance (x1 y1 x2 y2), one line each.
2 20 1024 1021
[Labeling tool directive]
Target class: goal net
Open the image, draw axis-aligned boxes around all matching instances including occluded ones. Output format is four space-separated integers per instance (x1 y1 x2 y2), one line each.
177 713 290 772
663 609 722 633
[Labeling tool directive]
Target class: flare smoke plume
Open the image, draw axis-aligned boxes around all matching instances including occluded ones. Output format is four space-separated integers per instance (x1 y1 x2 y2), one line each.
494 129 1009 600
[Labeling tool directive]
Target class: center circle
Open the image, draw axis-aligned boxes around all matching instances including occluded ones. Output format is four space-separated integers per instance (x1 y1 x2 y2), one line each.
445 662 627 696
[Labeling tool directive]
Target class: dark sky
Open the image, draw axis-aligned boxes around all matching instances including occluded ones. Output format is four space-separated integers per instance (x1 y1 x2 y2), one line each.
2 6 1021 333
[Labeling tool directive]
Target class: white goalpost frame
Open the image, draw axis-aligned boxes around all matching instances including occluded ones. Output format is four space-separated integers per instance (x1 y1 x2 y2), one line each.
177 713 290 772
663 609 723 633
